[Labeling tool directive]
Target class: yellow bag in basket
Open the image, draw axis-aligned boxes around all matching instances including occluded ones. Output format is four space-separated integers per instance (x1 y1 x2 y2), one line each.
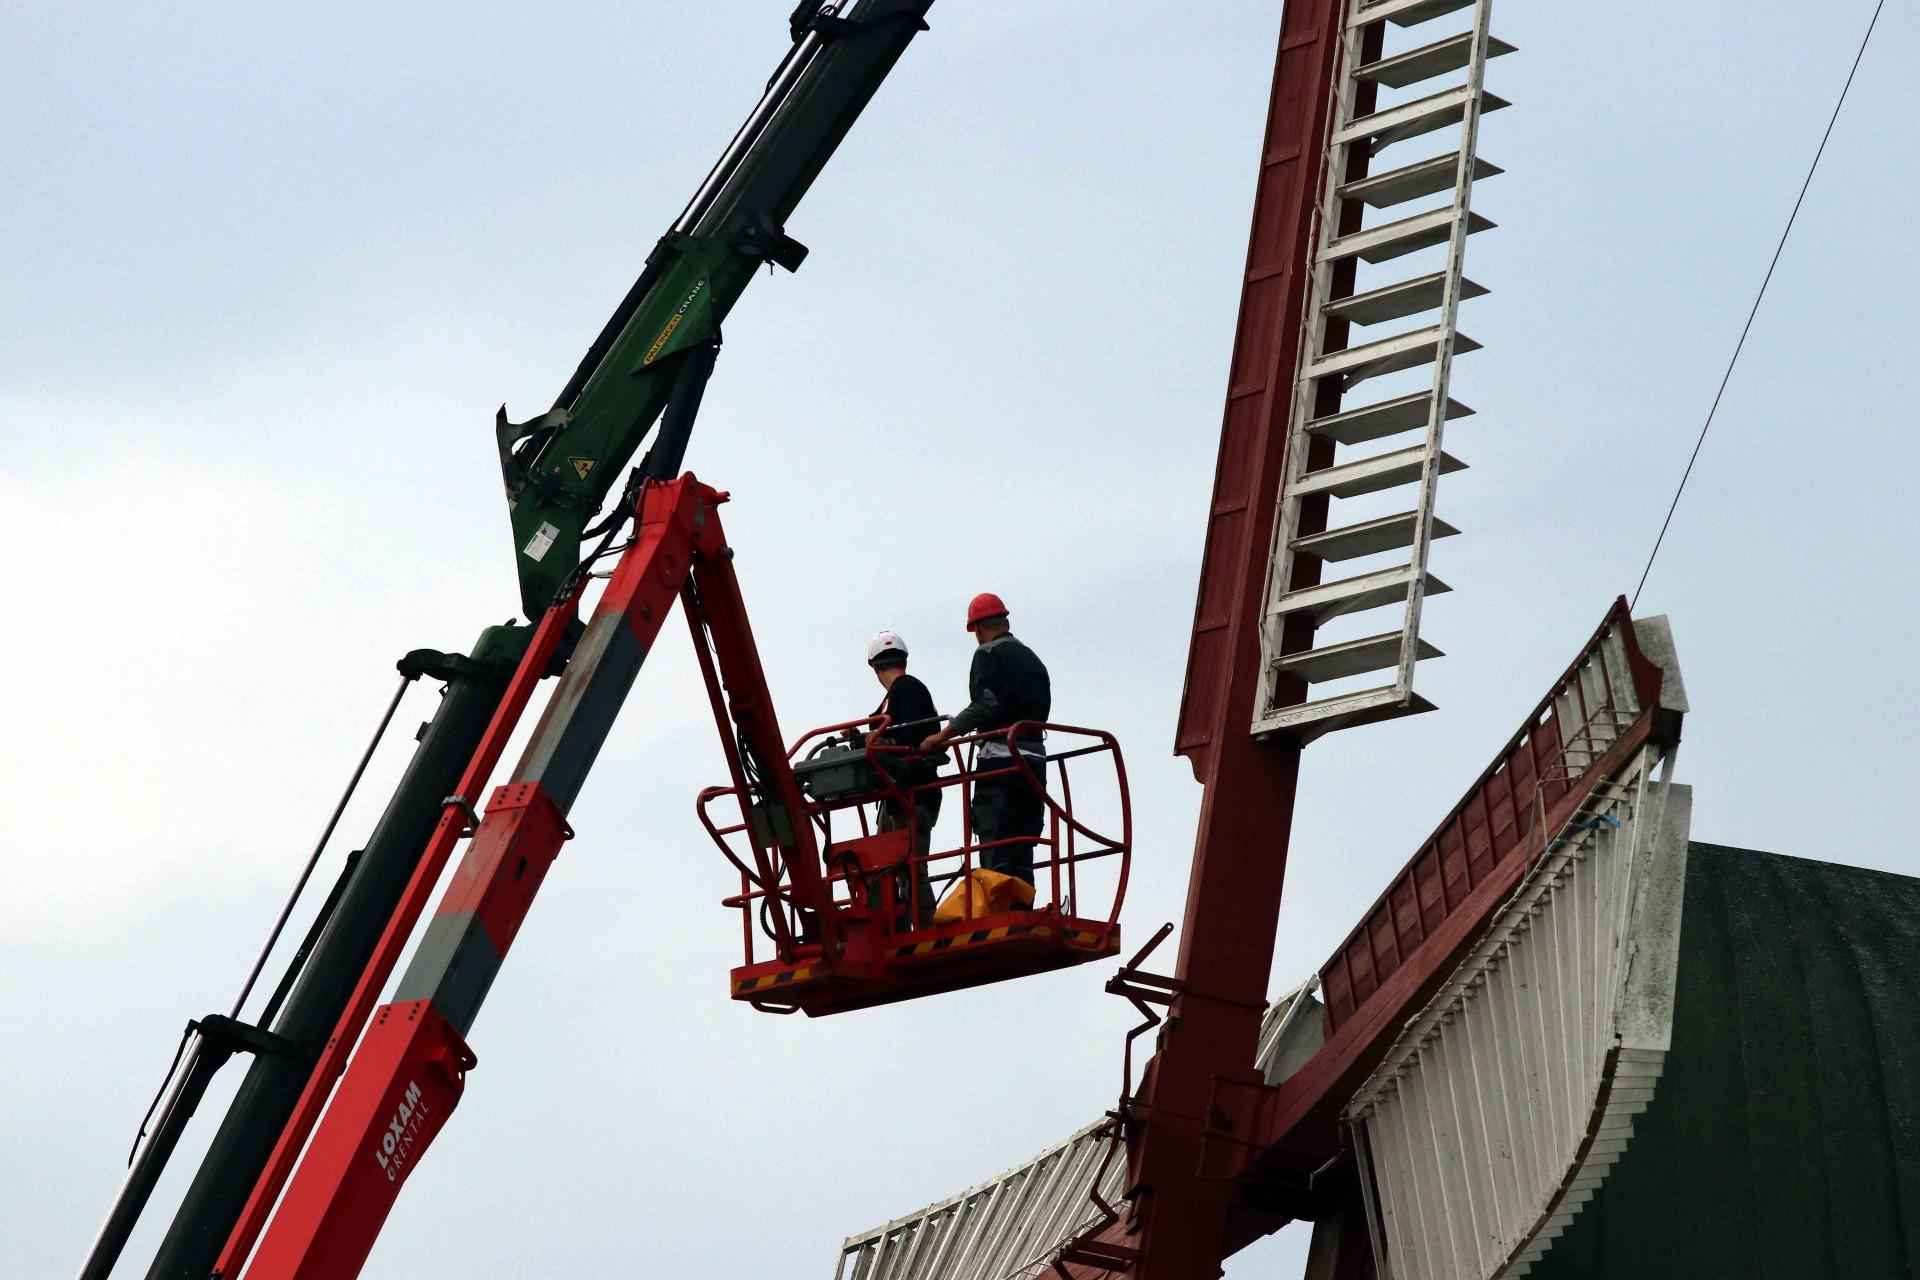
934 869 1036 925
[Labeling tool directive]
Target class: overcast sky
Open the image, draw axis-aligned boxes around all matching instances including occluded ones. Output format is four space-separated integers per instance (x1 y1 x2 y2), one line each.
4 2 1914 1277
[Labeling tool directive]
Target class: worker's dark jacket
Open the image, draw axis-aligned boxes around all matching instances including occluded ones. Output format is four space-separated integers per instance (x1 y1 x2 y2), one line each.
948 634 1051 760
873 673 943 789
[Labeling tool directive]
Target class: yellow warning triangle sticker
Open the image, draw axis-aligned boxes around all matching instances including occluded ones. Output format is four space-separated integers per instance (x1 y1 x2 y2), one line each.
569 457 596 481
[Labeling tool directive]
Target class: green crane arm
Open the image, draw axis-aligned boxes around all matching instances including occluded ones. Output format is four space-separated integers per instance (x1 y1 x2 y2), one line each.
497 0 934 617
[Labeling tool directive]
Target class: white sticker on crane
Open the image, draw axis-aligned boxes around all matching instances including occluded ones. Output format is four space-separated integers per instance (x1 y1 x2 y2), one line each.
523 521 560 562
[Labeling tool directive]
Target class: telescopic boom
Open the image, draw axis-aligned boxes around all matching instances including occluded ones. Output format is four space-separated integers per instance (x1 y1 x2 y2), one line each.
79 6 933 1278
497 0 933 617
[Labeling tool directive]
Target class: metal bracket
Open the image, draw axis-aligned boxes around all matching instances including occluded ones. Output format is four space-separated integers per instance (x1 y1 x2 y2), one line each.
398 648 492 685
792 1 930 43
493 405 571 502
732 212 809 273
189 1014 304 1063
443 795 481 838
1106 923 1176 1105
1195 1074 1281 1182
1048 1113 1136 1280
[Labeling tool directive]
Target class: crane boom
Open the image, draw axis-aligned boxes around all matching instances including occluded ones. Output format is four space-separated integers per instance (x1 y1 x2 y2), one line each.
499 0 933 617
229 477 803 1279
79 6 934 1278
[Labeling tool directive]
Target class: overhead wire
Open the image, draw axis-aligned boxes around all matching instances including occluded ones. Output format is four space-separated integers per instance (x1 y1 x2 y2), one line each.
1630 0 1887 609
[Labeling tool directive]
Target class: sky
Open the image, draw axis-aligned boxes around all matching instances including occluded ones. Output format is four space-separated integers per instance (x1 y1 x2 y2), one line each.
2 2 1914 1277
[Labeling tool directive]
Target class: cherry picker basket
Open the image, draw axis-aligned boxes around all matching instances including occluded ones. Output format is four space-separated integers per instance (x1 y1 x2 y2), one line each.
697 717 1130 1015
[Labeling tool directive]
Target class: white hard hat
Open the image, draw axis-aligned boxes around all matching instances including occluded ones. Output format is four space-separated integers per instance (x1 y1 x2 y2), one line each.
866 630 908 664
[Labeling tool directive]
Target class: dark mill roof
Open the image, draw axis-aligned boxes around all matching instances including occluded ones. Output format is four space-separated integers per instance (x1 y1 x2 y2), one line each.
1530 842 1920 1279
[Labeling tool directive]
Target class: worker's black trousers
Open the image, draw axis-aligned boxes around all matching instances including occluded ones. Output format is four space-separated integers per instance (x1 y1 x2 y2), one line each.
877 793 940 927
973 755 1046 887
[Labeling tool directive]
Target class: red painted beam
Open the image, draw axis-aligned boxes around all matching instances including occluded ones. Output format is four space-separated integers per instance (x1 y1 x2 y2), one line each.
1123 3 1363 1277
1261 705 1671 1166
229 478 740 1279
1319 599 1664 1034
1173 0 1350 782
214 579 584 1276
1072 604 1683 1273
239 1001 470 1280
1223 602 1680 1224
241 783 571 1279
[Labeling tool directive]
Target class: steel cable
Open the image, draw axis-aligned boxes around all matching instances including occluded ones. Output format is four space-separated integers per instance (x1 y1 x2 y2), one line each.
1631 0 1887 608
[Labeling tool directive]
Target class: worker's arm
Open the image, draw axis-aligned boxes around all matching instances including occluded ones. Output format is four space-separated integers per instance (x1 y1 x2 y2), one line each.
921 648 997 750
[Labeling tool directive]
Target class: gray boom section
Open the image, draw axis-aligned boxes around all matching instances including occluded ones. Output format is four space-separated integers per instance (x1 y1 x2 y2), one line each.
395 607 653 1040
510 610 650 814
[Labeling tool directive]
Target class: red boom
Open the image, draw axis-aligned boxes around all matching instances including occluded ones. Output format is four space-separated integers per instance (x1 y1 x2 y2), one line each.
227 478 765 1278
1104 2 1364 1276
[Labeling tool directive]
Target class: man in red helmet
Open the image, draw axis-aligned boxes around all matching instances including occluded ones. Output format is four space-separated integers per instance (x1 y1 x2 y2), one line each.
920 593 1052 888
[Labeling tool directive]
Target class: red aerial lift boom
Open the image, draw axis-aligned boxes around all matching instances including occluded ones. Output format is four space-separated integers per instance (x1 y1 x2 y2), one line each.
79 5 1129 1278
220 476 1126 1278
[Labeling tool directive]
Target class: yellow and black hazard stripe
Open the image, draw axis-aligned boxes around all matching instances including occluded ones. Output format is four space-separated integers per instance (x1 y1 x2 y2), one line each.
733 966 814 995
891 923 1057 960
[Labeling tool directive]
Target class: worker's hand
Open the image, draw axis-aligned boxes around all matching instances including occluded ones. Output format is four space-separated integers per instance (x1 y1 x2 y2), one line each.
918 731 947 753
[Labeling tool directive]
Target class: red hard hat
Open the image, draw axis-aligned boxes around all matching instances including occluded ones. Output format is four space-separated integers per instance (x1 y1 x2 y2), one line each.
966 592 1009 630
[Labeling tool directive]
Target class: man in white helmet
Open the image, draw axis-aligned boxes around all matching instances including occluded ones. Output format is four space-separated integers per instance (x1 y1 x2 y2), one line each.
861 630 942 926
